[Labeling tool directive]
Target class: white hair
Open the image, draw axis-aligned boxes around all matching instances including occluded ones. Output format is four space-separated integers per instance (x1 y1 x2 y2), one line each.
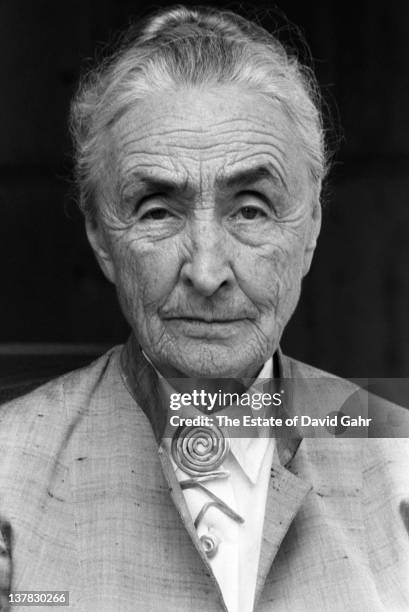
70 5 328 217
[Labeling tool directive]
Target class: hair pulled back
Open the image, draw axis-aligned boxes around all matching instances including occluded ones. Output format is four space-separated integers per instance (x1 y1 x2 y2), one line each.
71 5 328 216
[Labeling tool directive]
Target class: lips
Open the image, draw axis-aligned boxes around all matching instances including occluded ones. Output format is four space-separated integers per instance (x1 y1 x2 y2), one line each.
161 309 256 322
165 316 247 323
164 316 247 339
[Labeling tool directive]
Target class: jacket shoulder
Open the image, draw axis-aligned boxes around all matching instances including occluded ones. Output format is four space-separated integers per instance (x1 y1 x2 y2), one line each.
0 345 123 455
284 354 409 437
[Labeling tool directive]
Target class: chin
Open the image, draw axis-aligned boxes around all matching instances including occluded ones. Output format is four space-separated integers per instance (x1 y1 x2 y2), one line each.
164 342 265 379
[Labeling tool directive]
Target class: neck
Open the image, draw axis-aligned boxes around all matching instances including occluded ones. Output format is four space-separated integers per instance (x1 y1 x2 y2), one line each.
145 359 263 395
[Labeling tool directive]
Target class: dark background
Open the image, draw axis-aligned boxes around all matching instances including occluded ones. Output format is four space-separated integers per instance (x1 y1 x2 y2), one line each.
1 0 408 392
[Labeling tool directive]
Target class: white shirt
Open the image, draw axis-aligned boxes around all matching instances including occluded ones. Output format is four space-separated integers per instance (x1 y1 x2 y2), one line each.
159 360 275 612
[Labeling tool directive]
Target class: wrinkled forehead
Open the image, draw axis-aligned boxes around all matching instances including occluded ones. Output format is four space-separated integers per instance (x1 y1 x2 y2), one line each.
102 85 311 199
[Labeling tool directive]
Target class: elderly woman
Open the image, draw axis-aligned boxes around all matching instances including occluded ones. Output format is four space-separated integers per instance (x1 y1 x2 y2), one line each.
0 6 408 612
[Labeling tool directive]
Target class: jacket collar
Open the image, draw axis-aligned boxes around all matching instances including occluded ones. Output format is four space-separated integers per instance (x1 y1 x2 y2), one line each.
120 335 168 443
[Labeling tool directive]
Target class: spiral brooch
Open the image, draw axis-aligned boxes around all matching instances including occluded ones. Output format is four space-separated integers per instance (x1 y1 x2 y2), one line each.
171 423 230 477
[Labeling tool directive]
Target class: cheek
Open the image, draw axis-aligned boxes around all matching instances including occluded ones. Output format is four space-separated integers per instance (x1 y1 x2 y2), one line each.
236 233 305 306
113 239 180 313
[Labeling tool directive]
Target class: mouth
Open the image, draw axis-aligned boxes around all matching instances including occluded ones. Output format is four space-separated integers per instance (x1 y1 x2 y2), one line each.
163 316 249 338
166 316 247 323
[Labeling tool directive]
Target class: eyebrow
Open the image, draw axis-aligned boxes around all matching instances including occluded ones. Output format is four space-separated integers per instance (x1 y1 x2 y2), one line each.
218 164 286 191
121 163 286 197
121 173 186 199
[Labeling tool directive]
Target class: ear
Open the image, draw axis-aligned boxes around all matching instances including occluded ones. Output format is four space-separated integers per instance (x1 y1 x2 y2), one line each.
302 199 322 277
85 215 116 284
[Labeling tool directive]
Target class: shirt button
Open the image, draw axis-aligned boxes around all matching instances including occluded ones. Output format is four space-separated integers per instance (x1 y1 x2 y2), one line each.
200 533 219 559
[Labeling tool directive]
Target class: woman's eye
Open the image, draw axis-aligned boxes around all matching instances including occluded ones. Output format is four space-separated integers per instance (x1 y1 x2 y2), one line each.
235 206 267 220
233 191 270 221
135 193 175 221
140 207 171 221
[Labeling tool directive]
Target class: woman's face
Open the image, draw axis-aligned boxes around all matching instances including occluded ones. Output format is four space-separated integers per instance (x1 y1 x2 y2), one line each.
87 85 320 379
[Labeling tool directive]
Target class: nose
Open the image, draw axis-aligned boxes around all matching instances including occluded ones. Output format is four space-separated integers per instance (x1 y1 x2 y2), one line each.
180 217 234 297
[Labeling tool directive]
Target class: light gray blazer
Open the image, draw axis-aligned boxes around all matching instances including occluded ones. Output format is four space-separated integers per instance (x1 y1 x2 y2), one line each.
0 338 408 611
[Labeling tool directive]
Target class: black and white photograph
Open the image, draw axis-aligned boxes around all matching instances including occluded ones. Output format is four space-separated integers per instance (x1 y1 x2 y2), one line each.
0 2 408 610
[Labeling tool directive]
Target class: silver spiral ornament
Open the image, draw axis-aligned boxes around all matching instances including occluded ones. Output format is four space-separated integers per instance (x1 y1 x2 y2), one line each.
171 424 230 476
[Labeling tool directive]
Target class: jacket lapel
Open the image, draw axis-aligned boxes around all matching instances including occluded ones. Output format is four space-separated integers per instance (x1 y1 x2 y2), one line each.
254 351 313 606
254 457 312 607
157 446 228 612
